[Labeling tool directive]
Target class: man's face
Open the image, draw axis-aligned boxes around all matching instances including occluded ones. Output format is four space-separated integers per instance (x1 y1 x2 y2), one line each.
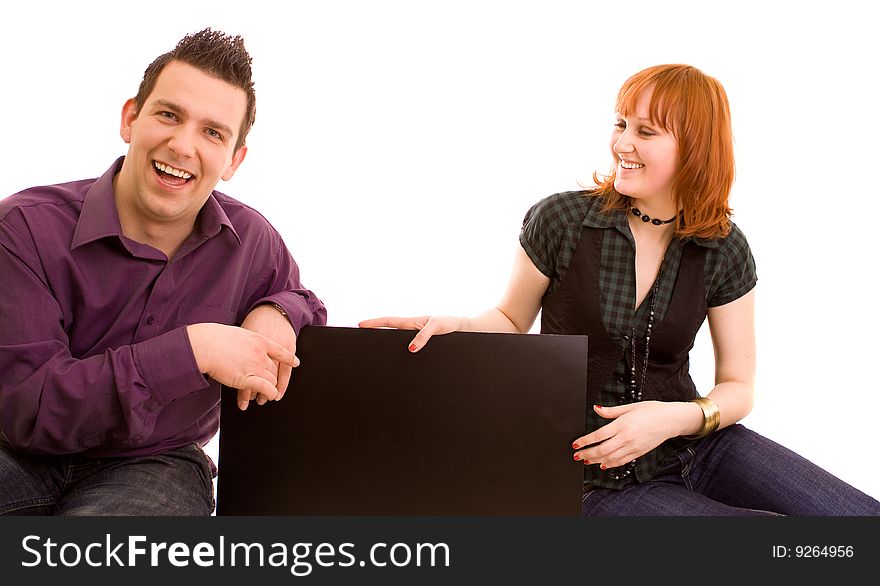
116 60 248 236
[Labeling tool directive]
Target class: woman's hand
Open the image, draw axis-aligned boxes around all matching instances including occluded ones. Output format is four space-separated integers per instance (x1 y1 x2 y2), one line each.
571 401 692 470
358 315 465 352
359 245 549 353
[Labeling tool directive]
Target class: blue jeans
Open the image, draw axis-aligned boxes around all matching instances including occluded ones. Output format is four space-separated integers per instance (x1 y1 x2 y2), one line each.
0 434 215 516
582 424 880 516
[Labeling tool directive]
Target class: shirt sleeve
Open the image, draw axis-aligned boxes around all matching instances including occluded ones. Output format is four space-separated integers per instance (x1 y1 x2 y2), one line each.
518 194 565 278
244 228 327 335
706 222 758 307
0 219 207 455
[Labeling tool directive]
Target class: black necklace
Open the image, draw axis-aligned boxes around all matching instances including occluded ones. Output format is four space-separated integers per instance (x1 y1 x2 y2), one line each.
631 207 675 226
608 270 662 481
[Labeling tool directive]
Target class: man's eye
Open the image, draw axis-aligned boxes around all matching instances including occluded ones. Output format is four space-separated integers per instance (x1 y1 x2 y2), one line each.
159 111 177 121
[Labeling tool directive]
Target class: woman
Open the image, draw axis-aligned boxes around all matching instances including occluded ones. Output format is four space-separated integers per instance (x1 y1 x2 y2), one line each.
360 64 880 515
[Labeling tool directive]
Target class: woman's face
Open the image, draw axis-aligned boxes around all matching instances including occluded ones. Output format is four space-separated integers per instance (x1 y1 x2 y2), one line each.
610 90 679 205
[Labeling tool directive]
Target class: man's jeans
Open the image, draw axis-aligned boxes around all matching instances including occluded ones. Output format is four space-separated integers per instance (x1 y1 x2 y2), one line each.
582 424 880 516
0 434 215 516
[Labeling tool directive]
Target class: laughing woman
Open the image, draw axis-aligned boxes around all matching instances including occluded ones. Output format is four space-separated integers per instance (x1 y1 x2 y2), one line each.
360 64 880 515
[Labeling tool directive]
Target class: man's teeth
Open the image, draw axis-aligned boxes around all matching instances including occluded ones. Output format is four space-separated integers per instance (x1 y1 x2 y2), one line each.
620 161 644 170
154 162 193 179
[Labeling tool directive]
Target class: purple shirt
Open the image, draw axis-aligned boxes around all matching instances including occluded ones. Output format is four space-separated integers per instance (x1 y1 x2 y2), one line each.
0 157 327 457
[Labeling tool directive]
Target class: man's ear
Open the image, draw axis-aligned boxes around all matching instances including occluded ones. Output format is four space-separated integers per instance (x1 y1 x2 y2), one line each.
221 145 248 181
120 98 138 144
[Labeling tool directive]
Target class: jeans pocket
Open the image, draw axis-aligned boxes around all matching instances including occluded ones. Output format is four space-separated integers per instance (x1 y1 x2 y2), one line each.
184 443 216 513
186 442 216 476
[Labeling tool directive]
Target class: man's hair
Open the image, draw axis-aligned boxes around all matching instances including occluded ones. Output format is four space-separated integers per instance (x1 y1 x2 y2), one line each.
133 28 256 152
592 64 735 239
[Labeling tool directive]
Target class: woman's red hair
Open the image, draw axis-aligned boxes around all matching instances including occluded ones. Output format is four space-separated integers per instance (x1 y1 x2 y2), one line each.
592 64 735 239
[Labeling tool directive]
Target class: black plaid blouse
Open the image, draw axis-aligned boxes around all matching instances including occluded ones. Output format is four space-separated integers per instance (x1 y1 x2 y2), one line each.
519 190 757 488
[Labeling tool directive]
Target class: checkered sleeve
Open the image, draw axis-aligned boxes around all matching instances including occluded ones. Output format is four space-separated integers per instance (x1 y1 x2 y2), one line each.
706 222 758 307
519 194 564 278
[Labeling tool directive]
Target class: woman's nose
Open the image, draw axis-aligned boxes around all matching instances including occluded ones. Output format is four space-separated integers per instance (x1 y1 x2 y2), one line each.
613 128 634 154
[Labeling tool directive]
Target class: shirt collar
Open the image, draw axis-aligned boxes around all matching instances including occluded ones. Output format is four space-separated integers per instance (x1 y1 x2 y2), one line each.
580 194 722 249
581 199 627 230
71 156 241 250
71 157 125 249
199 191 241 245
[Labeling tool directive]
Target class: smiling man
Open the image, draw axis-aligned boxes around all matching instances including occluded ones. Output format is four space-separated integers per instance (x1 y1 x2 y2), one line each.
0 29 327 515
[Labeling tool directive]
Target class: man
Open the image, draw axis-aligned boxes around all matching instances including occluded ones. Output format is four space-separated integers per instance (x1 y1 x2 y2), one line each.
0 29 326 515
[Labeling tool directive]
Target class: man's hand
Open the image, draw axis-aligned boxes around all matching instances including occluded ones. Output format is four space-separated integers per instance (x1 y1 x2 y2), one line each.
240 304 298 406
186 320 297 410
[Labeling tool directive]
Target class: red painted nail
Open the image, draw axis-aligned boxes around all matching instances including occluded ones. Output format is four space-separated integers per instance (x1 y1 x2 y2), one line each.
408 343 417 352
571 442 579 449
594 404 602 410
600 464 607 470
573 453 581 461
583 460 591 465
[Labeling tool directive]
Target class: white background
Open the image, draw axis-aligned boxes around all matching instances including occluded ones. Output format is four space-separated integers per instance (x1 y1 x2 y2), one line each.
2 1 878 500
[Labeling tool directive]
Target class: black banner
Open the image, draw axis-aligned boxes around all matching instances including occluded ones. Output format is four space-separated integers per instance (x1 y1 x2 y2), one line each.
0 516 876 583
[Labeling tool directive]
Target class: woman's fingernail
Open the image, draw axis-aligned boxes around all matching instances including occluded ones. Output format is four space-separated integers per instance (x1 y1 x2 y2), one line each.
594 404 602 410
600 464 607 470
408 343 417 352
573 453 581 461
571 442 579 449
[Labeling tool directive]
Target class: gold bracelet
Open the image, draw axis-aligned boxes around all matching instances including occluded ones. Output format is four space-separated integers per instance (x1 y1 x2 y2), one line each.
683 397 720 439
269 302 288 317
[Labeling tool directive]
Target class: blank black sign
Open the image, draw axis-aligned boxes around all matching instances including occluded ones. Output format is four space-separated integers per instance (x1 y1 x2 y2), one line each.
217 326 587 516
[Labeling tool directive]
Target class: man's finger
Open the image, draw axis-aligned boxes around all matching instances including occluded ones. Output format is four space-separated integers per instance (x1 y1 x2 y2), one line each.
236 387 251 411
245 375 280 403
275 362 293 400
266 342 297 367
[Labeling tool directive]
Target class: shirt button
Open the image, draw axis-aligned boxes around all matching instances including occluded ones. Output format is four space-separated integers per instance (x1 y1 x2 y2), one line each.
622 334 630 342
146 316 155 325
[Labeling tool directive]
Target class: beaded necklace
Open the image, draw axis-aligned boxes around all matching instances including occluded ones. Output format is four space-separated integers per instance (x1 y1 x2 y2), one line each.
608 270 662 481
631 207 675 226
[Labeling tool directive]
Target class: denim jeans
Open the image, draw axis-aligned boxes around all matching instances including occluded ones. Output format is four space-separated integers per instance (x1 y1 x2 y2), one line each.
0 434 215 516
582 424 880 516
